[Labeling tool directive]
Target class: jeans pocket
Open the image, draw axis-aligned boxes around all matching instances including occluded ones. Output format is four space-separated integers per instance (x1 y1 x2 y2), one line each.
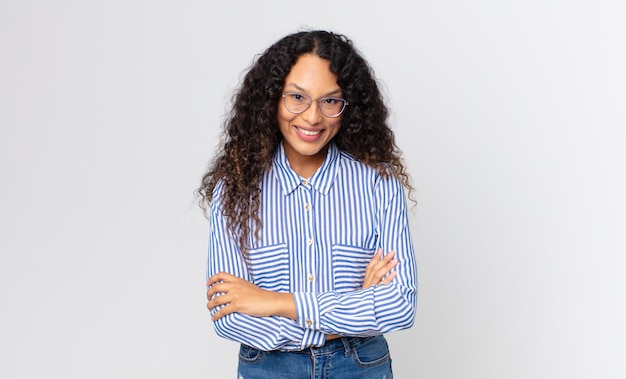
351 336 391 368
238 345 263 364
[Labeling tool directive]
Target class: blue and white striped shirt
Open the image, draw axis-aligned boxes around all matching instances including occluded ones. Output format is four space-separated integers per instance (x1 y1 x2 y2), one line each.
207 142 417 351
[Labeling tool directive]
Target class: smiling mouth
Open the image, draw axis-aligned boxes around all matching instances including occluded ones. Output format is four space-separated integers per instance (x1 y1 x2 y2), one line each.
296 126 322 136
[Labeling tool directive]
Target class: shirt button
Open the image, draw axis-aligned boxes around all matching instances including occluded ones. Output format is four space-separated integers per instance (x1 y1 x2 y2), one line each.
303 180 309 186
305 204 310 211
308 275 314 281
307 319 313 326
307 238 313 245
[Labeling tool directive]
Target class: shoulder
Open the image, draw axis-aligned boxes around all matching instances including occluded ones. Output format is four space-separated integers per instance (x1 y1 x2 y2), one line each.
208 180 226 212
337 150 377 176
337 150 401 189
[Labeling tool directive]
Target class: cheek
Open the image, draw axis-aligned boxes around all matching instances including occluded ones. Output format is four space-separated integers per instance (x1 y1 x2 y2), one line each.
277 105 294 123
328 119 342 134
277 108 294 136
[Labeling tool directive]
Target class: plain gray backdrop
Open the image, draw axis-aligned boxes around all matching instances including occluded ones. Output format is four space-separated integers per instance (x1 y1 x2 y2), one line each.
1 0 625 378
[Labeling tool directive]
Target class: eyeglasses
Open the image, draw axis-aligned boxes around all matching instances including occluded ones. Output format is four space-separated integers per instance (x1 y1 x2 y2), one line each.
281 92 348 118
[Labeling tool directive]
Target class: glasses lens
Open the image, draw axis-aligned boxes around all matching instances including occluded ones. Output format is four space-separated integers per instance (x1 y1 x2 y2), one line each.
319 98 346 117
283 93 310 113
283 93 347 117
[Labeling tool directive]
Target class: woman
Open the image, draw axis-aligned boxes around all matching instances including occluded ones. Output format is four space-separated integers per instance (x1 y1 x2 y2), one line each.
199 30 417 378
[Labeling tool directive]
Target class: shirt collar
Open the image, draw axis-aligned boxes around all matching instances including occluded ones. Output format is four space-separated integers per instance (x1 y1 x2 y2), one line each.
272 142 340 196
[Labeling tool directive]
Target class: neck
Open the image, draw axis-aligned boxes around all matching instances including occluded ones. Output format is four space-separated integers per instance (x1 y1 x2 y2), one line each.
283 144 329 178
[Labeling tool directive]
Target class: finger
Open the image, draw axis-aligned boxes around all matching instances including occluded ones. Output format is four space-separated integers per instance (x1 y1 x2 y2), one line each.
366 249 384 267
373 257 398 279
364 249 385 278
207 287 217 302
380 271 397 285
365 249 383 274
368 251 395 272
363 250 399 288
211 308 225 321
369 257 398 285
206 275 222 287
211 302 237 321
383 250 396 261
367 251 396 275
210 304 226 320
206 282 230 300
373 248 384 259
207 293 227 310
206 271 237 287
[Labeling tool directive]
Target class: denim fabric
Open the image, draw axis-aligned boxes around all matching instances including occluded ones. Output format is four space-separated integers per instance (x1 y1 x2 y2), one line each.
237 335 393 379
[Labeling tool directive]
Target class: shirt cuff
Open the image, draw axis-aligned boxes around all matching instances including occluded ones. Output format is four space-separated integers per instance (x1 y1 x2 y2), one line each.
293 292 321 331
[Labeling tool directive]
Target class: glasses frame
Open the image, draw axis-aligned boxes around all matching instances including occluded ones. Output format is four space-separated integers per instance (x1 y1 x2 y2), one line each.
281 92 348 118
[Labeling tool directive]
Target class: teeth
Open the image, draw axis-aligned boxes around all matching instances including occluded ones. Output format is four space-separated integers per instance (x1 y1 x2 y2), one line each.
297 127 321 136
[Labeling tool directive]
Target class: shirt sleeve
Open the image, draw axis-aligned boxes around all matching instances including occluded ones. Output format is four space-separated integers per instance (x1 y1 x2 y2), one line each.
292 175 418 336
207 197 325 351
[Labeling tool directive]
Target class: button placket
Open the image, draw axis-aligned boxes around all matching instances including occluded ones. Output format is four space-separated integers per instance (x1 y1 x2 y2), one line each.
301 183 315 292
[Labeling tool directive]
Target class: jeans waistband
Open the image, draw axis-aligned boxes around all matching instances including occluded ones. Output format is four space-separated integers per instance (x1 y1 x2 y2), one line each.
299 336 370 356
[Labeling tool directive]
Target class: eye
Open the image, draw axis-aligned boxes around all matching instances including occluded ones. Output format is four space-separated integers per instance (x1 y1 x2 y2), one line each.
322 98 338 105
288 93 306 103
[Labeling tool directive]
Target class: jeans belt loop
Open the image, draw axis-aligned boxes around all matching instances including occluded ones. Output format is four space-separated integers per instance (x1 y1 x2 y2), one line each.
340 337 351 357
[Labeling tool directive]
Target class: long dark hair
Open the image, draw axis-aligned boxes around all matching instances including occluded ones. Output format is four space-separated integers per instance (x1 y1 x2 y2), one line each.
198 30 412 252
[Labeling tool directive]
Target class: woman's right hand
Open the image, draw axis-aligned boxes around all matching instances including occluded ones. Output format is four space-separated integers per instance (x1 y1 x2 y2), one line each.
206 272 296 321
362 249 398 289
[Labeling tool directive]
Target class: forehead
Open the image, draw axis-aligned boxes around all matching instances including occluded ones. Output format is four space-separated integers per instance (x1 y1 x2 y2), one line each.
283 54 339 93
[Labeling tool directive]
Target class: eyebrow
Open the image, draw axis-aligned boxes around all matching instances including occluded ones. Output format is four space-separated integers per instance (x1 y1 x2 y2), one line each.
284 83 343 97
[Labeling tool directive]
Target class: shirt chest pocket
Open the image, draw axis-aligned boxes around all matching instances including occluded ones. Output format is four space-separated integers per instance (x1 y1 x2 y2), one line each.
332 245 375 293
247 243 289 292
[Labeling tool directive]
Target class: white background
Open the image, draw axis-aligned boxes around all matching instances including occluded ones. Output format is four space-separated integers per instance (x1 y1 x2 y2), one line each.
1 1 625 378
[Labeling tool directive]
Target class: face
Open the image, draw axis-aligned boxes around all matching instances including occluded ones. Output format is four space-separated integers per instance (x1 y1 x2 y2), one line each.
278 54 343 175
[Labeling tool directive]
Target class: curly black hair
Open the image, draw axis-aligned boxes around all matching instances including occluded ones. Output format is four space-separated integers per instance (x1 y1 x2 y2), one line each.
198 30 412 252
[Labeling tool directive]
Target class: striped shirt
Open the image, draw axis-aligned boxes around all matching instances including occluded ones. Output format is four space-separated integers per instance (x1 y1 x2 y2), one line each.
207 142 417 351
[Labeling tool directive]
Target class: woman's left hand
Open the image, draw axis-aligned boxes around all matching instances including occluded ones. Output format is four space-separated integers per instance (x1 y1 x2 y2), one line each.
362 249 398 289
206 272 296 321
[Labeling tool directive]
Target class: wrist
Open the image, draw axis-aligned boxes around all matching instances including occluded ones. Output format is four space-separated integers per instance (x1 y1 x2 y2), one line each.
273 292 296 320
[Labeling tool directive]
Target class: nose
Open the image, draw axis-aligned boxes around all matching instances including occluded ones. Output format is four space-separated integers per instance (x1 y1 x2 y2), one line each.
300 100 323 125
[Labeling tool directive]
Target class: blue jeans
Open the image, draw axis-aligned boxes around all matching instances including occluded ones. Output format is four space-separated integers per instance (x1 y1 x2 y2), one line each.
237 335 393 379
